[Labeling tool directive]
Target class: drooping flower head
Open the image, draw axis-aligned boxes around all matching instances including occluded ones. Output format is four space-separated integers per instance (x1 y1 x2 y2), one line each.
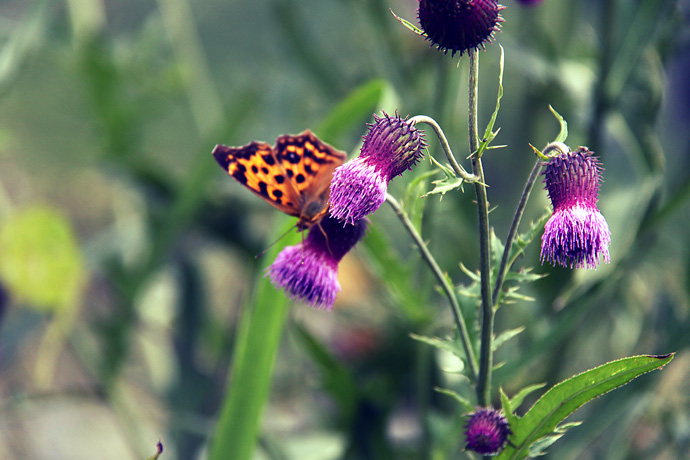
268 214 367 309
540 143 611 269
329 112 426 225
418 0 505 57
464 407 511 455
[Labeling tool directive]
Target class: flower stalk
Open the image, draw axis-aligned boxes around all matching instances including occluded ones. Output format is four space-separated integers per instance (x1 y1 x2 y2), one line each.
492 159 543 304
386 193 478 379
409 115 480 183
468 48 494 408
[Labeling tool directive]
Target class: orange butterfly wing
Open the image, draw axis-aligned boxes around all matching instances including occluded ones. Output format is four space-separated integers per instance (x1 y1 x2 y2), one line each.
212 130 347 230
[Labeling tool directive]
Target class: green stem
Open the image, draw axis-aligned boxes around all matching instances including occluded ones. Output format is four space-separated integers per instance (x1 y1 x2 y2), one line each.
386 194 478 380
492 160 543 304
410 115 480 183
468 49 493 407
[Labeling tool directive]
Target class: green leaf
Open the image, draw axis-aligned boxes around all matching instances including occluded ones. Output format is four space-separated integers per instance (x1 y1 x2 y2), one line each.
476 46 505 158
389 8 425 36
527 433 564 457
507 211 550 270
435 387 475 413
549 105 568 144
496 354 675 460
410 333 466 368
208 219 296 460
0 206 85 312
500 388 519 426
492 326 525 352
423 155 465 198
505 383 546 414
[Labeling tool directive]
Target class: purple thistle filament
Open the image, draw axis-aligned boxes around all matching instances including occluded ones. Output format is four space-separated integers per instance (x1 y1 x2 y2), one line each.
540 146 611 269
268 215 367 309
464 407 511 455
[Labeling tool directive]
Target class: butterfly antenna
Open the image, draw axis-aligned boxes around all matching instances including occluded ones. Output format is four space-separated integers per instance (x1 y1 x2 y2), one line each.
314 220 335 258
254 224 297 259
299 227 308 264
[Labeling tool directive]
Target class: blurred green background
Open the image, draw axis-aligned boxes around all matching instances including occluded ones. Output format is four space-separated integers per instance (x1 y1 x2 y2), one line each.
0 0 688 459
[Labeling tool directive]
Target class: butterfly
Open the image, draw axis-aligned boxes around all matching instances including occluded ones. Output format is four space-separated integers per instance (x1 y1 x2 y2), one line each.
212 130 347 231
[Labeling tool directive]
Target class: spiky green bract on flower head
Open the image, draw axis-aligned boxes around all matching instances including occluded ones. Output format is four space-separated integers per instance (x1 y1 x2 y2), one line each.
418 0 505 57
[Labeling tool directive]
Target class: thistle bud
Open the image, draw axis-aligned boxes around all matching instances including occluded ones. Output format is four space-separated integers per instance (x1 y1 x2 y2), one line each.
464 407 511 455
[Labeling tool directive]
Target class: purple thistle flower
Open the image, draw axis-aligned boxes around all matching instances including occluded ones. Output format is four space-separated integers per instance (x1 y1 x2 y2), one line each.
418 0 505 57
268 214 367 310
329 112 426 225
540 145 611 269
464 407 511 455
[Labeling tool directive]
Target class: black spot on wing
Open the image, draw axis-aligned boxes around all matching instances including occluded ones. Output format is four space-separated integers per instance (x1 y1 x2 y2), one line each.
284 150 300 164
258 181 269 197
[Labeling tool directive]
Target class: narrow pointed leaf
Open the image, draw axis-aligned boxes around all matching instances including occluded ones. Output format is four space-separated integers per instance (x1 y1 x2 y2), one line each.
435 387 475 413
496 354 674 460
390 9 425 36
410 333 466 367
549 105 568 143
492 327 525 352
423 155 465 198
507 383 546 413
477 46 505 158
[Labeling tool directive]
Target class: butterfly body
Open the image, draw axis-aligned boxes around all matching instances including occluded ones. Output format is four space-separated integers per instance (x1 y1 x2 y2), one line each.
212 130 347 230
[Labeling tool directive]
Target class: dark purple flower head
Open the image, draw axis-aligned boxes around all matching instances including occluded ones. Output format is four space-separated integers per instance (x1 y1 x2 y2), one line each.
363 112 427 178
418 0 505 57
540 145 611 269
268 215 367 309
464 407 511 455
329 112 425 225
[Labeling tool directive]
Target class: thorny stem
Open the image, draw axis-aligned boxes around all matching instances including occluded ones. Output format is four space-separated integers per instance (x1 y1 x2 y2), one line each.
410 115 480 183
386 194 478 380
492 160 543 305
468 49 493 408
